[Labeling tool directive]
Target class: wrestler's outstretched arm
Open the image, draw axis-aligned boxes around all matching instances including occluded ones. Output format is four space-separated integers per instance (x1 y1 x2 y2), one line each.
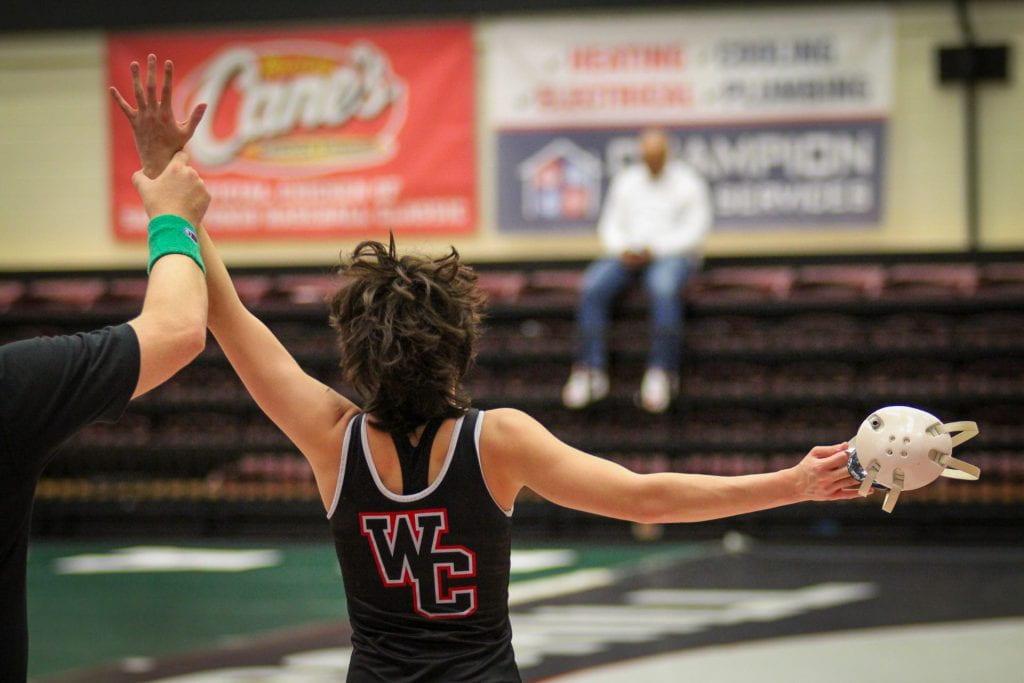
113 55 358 507
481 409 866 523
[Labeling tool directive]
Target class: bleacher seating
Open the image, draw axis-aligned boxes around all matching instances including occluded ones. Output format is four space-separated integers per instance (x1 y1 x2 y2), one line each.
3 255 1022 538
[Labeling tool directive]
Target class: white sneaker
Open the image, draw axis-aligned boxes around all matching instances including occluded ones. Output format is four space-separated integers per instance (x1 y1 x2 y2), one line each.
640 367 677 414
561 366 610 409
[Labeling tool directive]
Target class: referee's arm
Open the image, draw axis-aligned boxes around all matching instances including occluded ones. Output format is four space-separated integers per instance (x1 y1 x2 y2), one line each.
110 57 210 399
0 157 209 459
127 249 207 399
126 156 210 399
0 268 205 463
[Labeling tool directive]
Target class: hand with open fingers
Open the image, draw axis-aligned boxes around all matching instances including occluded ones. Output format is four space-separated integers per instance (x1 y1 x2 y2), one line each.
133 151 211 228
789 442 867 502
110 53 207 179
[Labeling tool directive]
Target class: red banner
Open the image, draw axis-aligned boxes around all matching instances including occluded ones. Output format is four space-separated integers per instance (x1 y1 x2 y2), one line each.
108 23 476 239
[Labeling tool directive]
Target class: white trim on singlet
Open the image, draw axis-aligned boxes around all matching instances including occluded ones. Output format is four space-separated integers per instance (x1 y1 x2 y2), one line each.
474 411 514 517
361 415 465 503
325 417 356 519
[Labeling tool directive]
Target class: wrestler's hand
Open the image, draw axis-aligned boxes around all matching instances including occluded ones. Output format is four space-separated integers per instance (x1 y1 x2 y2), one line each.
789 443 864 502
110 53 207 179
133 151 211 227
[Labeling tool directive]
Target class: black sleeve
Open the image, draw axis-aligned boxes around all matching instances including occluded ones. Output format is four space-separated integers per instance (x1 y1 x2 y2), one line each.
0 324 140 475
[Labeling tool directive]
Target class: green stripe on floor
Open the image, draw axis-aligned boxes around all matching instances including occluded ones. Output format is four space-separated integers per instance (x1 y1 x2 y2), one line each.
28 540 697 679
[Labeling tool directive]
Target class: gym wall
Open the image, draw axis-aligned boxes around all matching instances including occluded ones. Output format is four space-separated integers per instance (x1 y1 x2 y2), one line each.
0 1 1021 270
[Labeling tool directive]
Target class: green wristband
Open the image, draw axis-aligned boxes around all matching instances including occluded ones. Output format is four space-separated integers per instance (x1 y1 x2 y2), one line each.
147 214 205 274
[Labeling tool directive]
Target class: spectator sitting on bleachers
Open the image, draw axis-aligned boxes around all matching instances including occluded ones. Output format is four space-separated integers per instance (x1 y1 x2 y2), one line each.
563 128 712 413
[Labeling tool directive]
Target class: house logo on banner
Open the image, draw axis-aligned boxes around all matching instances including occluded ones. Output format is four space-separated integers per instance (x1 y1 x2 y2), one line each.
486 8 893 233
519 139 602 222
177 40 408 175
108 24 476 239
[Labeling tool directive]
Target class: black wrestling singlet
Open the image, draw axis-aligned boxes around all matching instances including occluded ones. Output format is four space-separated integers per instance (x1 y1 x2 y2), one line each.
328 409 519 683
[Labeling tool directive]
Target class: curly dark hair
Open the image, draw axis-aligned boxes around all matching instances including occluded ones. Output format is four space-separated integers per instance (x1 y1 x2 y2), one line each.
328 236 486 436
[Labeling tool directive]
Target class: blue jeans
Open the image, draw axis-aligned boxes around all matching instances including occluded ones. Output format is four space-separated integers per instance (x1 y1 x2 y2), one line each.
576 256 690 372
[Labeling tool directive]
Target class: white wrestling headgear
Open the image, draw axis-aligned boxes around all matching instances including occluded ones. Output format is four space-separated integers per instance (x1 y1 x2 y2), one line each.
846 406 980 513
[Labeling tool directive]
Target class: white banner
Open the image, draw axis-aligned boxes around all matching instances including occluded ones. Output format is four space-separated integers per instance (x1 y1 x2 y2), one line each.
484 7 893 231
484 7 892 127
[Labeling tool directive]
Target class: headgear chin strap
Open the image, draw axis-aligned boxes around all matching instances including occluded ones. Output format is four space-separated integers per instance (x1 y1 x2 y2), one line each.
846 406 980 514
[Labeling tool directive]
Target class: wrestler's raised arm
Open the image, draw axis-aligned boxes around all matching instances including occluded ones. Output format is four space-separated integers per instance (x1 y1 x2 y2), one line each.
112 54 358 508
198 226 358 507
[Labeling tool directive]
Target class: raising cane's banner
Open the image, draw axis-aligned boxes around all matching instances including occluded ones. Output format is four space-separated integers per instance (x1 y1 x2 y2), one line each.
108 23 476 239
484 7 893 233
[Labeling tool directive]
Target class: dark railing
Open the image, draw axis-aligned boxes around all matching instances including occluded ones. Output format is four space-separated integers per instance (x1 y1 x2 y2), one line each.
3 256 1022 540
